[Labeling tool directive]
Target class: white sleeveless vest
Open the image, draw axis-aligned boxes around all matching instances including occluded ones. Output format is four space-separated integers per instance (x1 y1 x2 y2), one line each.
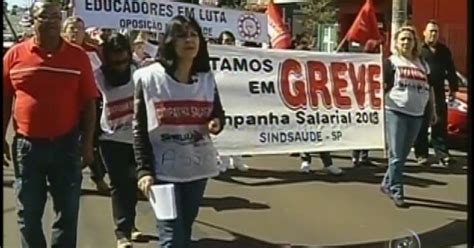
133 63 219 182
94 66 136 144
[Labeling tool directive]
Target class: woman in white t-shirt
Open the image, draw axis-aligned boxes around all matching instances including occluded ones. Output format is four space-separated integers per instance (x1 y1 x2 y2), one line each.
381 26 437 208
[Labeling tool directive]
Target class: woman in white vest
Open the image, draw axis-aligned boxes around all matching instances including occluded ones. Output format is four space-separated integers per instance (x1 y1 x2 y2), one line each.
133 16 225 248
381 26 437 208
94 33 142 248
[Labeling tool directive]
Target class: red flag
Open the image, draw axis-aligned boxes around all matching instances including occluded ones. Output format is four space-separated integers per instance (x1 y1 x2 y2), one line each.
345 0 381 44
266 0 292 49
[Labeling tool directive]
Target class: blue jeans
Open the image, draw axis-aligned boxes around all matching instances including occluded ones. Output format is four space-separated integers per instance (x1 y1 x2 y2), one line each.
12 129 83 248
99 140 137 240
156 179 208 248
382 110 423 199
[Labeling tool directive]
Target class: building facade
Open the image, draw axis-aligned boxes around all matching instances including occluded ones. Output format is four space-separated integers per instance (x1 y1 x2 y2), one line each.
337 0 467 74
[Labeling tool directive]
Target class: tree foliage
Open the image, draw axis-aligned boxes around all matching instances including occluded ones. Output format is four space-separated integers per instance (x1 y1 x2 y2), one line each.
11 5 18 16
300 0 338 34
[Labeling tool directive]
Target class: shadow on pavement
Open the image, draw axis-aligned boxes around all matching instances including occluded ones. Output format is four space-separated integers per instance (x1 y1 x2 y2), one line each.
405 196 467 212
404 163 468 175
200 196 270 212
78 191 270 212
80 188 110 197
192 219 467 248
3 178 14 187
192 220 285 248
3 206 16 214
133 234 159 243
214 167 447 189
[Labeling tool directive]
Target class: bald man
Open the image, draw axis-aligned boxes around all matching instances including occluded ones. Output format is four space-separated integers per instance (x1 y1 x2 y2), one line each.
413 20 459 167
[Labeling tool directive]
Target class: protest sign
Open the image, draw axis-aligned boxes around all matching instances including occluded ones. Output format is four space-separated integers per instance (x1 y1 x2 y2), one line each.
208 45 385 155
75 0 268 43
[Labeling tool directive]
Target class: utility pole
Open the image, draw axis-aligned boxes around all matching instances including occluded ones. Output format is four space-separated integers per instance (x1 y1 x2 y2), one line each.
390 0 408 51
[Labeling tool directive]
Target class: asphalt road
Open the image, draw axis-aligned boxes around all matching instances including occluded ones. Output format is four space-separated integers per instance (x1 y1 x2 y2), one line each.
3 147 468 248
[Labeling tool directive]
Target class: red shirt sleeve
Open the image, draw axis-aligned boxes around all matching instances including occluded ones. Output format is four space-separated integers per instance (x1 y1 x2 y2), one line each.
3 49 14 98
77 49 99 104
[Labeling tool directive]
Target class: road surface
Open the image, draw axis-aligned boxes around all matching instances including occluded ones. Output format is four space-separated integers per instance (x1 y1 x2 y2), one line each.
3 148 468 247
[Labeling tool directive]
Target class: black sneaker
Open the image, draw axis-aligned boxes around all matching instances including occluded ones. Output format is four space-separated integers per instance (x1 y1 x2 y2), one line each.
117 237 133 248
352 159 360 167
131 227 143 241
439 157 455 167
416 157 429 166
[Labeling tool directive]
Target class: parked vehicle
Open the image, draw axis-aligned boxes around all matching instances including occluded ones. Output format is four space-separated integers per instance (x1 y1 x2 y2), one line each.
445 72 468 148
3 34 15 54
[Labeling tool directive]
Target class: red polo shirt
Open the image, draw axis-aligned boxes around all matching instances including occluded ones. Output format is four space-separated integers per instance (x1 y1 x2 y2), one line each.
3 38 99 139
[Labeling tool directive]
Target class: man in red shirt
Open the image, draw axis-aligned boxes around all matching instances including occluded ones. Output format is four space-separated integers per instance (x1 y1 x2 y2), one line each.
62 15 110 193
2 1 98 247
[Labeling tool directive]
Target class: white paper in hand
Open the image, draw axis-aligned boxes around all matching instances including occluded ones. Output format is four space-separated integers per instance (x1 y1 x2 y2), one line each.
149 184 177 220
87 52 102 71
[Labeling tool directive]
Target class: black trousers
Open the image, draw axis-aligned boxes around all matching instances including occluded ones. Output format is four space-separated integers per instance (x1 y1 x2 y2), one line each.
99 140 138 239
300 152 332 167
352 150 369 161
414 102 450 159
89 147 106 182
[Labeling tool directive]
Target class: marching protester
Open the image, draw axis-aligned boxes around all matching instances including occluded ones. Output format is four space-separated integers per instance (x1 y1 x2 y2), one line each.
300 152 343 175
216 30 250 172
218 31 237 46
293 34 343 176
351 39 381 167
132 34 148 64
63 16 102 59
133 16 225 248
85 26 102 46
85 27 112 45
3 1 98 247
94 33 143 248
62 15 110 193
381 25 437 207
413 20 459 167
131 32 156 68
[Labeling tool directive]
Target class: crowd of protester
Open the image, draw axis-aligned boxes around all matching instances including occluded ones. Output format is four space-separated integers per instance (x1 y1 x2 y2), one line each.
3 0 460 247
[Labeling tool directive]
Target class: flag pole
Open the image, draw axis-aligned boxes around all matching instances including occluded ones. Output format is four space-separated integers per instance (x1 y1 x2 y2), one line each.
379 43 388 160
335 35 348 52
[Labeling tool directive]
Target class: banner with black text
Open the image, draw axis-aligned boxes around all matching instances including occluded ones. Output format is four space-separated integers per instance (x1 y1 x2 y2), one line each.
208 45 385 155
75 0 268 43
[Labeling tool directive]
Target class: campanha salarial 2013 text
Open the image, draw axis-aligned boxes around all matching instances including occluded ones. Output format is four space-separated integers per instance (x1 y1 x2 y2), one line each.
225 111 380 129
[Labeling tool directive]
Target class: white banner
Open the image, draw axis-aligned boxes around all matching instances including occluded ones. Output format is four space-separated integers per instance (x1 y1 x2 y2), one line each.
209 45 385 155
75 0 268 43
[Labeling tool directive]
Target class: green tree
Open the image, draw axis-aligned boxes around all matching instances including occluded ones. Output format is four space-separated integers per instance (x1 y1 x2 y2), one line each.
11 5 18 16
300 0 338 34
